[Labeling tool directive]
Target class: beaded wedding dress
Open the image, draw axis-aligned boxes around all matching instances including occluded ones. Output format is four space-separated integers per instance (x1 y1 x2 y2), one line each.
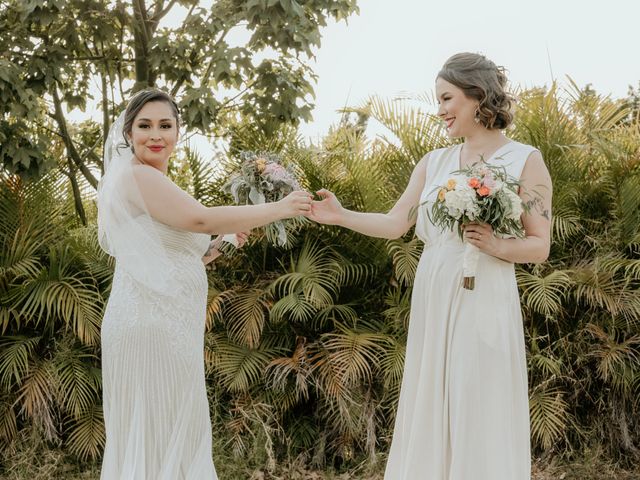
98 112 218 479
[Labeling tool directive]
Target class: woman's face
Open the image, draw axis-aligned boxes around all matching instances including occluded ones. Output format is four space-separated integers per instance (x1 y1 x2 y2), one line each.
128 101 178 171
435 77 480 138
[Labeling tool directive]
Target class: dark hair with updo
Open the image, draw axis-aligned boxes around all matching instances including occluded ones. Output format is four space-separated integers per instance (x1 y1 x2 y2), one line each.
122 89 180 147
438 52 515 130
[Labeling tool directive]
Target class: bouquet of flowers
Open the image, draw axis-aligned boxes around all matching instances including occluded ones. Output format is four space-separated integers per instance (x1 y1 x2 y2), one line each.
427 160 529 290
219 151 302 254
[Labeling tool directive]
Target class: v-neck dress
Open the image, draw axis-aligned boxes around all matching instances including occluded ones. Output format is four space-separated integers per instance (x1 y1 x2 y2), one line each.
384 141 537 480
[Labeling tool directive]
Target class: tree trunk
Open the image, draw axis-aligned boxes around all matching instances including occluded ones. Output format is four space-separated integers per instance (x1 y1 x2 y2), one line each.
101 70 109 175
65 160 87 225
132 0 155 91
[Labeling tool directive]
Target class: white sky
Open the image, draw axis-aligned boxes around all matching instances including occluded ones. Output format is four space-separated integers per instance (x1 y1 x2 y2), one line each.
301 0 640 140
70 0 640 156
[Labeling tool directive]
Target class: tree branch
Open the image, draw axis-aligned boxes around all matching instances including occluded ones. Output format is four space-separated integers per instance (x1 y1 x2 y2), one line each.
50 88 99 189
151 0 179 23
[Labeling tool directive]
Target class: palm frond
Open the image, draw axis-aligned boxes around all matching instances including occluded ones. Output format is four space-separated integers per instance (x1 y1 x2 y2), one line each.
0 396 18 445
65 403 105 461
387 237 422 287
517 269 572 317
319 321 389 386
206 333 277 392
220 288 269 348
0 335 40 391
16 359 57 440
54 344 101 418
529 385 569 450
7 246 103 345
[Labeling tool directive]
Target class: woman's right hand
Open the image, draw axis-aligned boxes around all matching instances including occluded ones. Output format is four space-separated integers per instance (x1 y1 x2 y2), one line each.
278 190 314 218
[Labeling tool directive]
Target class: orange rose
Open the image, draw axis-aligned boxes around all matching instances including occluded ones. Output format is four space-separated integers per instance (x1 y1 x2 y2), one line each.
438 188 447 201
477 186 491 197
468 177 481 189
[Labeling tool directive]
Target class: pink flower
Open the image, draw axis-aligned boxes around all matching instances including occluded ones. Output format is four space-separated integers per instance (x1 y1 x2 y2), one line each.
263 163 284 176
263 163 300 188
482 175 496 189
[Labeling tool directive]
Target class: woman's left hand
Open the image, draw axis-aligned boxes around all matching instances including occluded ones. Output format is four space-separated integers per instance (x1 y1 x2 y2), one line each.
204 231 251 267
210 231 250 251
234 231 250 249
463 222 500 256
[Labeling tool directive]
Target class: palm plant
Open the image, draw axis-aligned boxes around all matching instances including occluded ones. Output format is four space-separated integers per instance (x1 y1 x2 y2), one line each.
1 81 638 477
512 82 640 462
0 170 109 465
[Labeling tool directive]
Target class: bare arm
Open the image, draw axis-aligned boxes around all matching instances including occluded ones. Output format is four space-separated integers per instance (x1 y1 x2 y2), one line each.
465 150 553 264
308 154 429 239
132 165 311 234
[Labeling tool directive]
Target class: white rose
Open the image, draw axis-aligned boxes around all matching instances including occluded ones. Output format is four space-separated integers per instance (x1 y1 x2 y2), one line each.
445 186 478 220
504 188 524 220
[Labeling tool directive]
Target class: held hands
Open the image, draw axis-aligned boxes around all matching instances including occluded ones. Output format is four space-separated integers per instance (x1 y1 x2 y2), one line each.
463 222 501 256
279 190 314 218
307 189 344 225
279 188 345 225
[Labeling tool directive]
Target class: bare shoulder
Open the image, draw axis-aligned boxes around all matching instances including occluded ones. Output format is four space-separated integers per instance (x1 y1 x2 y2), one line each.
524 149 545 167
130 165 181 193
522 149 552 185
131 164 166 182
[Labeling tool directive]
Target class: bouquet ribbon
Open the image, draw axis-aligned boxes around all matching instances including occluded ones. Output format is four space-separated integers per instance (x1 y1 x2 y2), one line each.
462 239 479 290
221 233 238 247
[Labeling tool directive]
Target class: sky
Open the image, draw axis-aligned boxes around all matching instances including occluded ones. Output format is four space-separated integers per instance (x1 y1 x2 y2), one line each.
300 0 640 140
70 0 640 155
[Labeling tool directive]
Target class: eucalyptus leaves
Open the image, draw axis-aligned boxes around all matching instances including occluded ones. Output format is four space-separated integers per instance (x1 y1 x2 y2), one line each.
220 151 302 253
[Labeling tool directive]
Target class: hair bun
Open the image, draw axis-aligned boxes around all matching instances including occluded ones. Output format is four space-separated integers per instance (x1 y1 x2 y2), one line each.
438 52 515 130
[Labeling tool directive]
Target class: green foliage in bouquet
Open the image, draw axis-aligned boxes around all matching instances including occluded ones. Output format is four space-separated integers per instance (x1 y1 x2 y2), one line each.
426 161 531 240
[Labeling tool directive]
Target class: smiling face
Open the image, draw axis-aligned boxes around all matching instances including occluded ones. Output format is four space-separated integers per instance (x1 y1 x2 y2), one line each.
127 101 178 171
435 77 481 138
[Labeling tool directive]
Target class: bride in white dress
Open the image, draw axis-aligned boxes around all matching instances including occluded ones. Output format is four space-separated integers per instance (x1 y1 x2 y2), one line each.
98 90 313 479
308 53 553 479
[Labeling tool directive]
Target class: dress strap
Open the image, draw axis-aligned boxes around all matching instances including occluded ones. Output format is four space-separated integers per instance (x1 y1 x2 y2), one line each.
496 142 539 181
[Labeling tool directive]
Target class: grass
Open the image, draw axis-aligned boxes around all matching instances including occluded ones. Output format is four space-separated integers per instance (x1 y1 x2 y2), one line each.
2 454 639 479
1 433 638 480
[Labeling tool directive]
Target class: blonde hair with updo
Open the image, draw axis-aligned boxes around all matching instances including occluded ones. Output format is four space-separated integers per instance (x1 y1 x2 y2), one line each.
438 52 515 130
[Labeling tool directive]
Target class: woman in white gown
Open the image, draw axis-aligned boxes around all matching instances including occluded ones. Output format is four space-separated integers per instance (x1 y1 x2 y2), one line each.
308 53 553 479
98 90 313 479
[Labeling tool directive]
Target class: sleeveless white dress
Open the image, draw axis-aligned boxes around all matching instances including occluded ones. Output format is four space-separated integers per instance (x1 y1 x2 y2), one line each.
100 221 217 480
384 141 536 480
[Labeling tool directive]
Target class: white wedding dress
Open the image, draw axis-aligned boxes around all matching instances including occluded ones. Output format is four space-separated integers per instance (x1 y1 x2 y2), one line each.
100 219 217 479
384 141 536 479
